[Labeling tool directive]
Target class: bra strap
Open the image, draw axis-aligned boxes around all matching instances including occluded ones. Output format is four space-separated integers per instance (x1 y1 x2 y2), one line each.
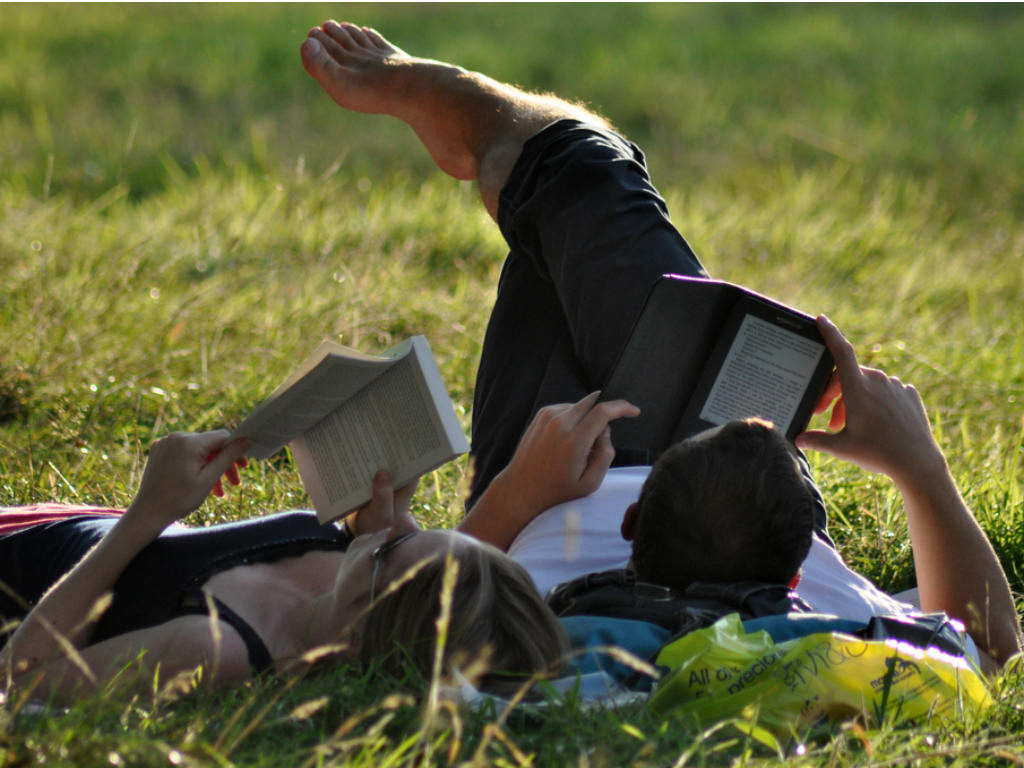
210 597 274 674
178 592 274 675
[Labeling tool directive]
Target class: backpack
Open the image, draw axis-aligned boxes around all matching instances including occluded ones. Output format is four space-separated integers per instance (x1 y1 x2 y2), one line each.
548 569 975 690
546 568 812 640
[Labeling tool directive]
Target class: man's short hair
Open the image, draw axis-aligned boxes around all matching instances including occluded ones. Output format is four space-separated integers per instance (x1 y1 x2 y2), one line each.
631 419 815 590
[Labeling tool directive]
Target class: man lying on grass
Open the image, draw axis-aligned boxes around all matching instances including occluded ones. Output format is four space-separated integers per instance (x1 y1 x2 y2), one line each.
301 20 1021 675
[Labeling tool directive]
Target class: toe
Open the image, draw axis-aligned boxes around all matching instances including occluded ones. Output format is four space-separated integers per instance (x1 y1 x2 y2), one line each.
362 26 394 52
300 36 327 73
311 26 350 62
323 20 359 50
343 23 373 47
300 34 347 81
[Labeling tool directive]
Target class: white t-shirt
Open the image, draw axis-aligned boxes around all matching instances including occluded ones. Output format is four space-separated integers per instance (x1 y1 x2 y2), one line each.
507 466 914 621
507 466 980 665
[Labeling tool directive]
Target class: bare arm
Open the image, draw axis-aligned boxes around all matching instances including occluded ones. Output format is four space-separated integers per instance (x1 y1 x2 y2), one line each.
458 392 640 550
11 615 252 704
797 316 1022 669
2 431 249 685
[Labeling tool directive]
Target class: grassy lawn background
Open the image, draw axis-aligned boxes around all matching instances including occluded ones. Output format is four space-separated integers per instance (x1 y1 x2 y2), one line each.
1 4 1022 766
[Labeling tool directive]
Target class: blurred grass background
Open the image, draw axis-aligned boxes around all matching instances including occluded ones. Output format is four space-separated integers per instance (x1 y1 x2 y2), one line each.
1 4 1023 766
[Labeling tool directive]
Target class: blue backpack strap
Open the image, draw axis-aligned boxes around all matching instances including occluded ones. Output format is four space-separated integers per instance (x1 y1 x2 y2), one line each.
743 611 973 660
560 615 670 689
743 612 866 642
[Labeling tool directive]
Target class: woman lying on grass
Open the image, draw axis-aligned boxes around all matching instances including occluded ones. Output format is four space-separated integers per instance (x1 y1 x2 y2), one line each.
0 430 568 703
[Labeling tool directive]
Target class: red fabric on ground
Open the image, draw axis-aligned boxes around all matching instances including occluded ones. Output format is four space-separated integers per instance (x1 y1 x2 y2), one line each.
0 504 124 535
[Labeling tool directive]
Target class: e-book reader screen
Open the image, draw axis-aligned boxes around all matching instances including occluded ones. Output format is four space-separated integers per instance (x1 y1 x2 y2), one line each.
698 313 826 435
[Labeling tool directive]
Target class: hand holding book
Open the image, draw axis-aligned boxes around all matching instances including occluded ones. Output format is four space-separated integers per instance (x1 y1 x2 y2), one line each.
232 336 468 523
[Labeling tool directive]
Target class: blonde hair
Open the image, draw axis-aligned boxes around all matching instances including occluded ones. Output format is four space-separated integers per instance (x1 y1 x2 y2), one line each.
357 538 568 692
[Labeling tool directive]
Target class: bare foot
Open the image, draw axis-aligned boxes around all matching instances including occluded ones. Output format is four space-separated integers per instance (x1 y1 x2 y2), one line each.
300 23 415 118
301 21 488 180
301 21 607 215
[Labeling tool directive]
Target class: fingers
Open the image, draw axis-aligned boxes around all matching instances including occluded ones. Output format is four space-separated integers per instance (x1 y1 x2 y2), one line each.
569 396 638 493
215 455 243 490
578 426 616 492
561 391 603 426
559 391 640 430
813 371 842 415
509 393 641 511
540 393 640 469
576 397 641 450
812 316 859 429
817 315 861 382
828 395 847 431
795 428 845 456
223 464 240 487
200 435 250 498
357 469 397 533
187 428 232 455
591 397 642 422
366 470 395 520
203 437 250 478
533 392 640 440
393 476 420 512
132 431 251 526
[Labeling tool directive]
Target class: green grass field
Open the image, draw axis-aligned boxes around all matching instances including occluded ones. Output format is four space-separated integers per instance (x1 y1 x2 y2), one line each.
1 4 1023 765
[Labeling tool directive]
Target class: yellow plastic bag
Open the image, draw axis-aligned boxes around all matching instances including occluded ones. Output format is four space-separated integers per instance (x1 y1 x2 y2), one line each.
649 614 990 733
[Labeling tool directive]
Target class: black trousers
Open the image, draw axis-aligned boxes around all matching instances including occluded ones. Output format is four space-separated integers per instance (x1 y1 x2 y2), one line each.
468 119 707 507
467 119 832 545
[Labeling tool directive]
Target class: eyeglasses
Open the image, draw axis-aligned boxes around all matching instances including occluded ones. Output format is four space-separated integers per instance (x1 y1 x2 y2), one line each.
369 530 420 603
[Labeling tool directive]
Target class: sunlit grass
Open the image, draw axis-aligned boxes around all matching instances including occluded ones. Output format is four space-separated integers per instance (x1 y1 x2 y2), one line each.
1 3 1023 766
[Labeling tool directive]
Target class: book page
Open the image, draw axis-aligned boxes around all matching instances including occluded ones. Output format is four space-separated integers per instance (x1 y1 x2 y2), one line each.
292 351 462 518
272 339 398 393
234 340 413 459
698 314 825 434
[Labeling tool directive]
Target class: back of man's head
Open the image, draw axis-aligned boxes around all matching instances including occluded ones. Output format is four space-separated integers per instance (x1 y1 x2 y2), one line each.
630 419 814 591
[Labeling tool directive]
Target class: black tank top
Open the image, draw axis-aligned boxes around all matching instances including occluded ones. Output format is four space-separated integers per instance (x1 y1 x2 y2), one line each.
0 511 350 671
93 511 350 644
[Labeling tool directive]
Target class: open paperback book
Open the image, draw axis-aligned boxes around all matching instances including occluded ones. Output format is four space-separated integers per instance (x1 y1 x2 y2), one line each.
232 336 469 523
603 275 835 460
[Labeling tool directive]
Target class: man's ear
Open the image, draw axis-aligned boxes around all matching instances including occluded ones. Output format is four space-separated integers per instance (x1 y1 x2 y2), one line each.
621 502 639 541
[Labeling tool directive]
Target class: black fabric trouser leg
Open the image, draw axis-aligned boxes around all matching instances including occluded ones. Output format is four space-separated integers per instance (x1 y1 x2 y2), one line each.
468 119 707 507
466 119 832 545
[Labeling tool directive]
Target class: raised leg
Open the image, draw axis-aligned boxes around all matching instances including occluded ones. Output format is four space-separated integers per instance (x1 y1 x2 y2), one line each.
301 23 707 505
301 21 607 219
